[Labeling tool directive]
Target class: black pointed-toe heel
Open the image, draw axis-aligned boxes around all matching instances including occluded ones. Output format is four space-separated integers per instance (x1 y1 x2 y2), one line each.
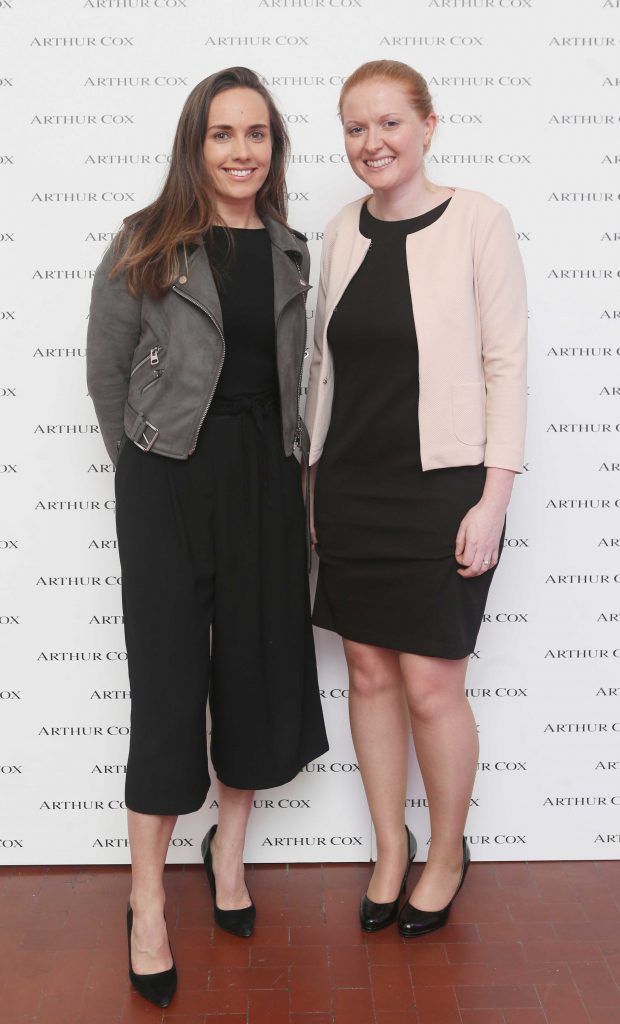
398 835 471 938
201 824 256 938
126 903 177 1008
359 824 417 932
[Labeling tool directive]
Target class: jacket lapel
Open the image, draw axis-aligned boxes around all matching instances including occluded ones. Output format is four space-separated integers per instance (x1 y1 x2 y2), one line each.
271 245 310 323
264 217 311 323
173 243 224 333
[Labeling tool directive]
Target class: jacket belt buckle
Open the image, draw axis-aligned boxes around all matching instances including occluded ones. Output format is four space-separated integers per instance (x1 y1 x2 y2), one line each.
135 420 159 452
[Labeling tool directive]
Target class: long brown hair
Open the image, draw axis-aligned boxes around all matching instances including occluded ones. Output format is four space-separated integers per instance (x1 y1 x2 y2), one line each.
111 67 290 297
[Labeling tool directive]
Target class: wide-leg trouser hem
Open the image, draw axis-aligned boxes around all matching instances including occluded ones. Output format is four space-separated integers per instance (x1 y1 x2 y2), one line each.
124 792 210 817
124 741 331 816
215 743 331 793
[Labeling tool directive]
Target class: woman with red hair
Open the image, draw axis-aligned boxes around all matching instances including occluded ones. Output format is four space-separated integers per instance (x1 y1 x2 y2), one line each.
305 60 527 937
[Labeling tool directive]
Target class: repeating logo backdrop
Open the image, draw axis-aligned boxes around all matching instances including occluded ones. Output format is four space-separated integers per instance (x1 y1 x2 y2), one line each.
1 0 619 864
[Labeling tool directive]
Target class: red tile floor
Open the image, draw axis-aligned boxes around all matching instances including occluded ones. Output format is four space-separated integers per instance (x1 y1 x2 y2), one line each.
1 858 619 1024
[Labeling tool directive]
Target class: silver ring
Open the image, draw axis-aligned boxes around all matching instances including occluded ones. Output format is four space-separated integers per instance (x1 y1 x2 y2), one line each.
482 558 490 566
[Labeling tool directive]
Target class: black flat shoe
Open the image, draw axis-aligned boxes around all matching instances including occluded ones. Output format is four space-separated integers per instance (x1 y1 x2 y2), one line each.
201 824 256 938
359 824 417 932
126 903 177 1008
398 835 471 937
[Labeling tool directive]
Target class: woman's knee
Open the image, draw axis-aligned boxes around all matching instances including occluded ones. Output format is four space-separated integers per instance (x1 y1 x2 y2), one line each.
403 657 468 721
345 643 401 699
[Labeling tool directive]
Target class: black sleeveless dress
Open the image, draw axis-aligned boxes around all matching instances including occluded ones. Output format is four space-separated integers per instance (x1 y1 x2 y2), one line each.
312 198 504 658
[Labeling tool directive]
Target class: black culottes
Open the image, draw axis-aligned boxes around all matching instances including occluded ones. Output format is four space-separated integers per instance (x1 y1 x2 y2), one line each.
115 394 328 816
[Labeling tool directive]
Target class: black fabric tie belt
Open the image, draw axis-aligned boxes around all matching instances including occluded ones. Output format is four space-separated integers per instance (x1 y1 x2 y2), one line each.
208 391 278 427
207 391 310 572
208 391 279 517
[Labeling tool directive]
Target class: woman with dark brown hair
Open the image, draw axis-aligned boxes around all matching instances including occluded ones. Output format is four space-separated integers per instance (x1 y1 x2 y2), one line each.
86 67 328 1007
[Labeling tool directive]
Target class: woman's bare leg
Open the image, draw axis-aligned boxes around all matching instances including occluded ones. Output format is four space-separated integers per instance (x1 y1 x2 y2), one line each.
209 783 254 909
343 639 411 902
128 810 176 974
400 653 476 910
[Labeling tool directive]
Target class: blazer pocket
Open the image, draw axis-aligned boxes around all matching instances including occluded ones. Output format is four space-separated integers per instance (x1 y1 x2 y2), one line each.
451 381 487 446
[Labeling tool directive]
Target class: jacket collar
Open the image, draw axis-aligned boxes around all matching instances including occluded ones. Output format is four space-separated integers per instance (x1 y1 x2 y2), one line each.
262 215 306 264
174 243 224 333
264 217 310 323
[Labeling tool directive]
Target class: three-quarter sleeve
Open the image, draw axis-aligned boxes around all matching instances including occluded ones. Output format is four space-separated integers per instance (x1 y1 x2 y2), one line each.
475 203 528 473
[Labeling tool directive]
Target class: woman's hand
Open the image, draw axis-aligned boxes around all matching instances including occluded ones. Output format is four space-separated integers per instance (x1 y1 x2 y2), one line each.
455 468 515 577
455 502 503 577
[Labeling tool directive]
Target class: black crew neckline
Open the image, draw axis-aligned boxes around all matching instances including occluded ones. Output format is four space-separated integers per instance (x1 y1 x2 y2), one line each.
360 195 453 238
212 224 268 232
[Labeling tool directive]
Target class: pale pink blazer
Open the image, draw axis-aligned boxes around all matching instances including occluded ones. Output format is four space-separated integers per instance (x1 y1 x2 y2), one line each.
304 187 528 474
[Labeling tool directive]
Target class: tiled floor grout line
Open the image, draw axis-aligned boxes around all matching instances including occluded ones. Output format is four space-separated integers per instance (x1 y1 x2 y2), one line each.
364 938 380 1024
570 954 615 1024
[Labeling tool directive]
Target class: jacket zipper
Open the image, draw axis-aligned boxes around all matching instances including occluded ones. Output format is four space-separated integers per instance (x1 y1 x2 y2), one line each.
141 369 163 393
171 284 225 454
287 253 312 572
130 345 161 377
284 253 310 455
292 361 305 451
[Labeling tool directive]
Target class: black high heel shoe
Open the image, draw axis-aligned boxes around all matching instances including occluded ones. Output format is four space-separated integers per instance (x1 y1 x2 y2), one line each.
201 824 256 938
359 824 417 932
398 835 471 937
126 903 177 1008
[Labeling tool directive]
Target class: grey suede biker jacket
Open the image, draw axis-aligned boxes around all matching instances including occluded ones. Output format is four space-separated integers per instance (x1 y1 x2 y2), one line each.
86 216 311 466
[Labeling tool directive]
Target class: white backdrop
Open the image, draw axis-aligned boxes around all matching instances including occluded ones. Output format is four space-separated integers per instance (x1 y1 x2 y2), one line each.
1 0 619 865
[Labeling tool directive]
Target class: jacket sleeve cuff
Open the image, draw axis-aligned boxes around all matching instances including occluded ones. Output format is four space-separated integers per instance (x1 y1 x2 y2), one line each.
483 446 525 474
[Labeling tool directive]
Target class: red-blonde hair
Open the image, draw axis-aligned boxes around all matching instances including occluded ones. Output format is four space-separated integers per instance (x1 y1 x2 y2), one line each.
338 61 435 153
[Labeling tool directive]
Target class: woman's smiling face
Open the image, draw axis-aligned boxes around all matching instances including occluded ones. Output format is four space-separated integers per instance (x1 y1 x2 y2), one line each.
341 79 435 198
203 87 273 211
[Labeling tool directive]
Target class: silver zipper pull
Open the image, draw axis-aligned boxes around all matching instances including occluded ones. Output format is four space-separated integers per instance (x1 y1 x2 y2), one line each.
150 346 160 365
